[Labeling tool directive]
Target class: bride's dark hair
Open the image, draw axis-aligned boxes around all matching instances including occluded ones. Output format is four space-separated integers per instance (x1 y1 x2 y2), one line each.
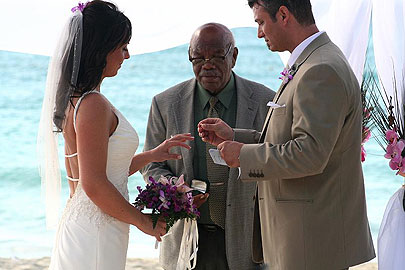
78 0 132 92
53 0 132 131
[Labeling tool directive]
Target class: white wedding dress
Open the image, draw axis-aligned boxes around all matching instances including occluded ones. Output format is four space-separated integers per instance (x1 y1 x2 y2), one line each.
49 91 139 270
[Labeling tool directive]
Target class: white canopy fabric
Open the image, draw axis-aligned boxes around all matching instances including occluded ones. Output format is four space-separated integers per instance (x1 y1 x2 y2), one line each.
372 0 405 130
0 0 373 83
0 0 257 56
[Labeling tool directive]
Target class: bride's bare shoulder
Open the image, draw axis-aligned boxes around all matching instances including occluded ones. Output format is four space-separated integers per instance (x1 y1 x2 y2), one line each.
75 93 114 129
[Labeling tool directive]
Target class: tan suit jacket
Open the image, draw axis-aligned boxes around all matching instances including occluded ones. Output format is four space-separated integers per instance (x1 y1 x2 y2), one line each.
141 73 275 270
234 33 375 270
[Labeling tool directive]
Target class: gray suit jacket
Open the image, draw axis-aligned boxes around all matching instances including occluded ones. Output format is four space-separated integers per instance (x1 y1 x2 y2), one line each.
141 73 275 270
235 33 375 270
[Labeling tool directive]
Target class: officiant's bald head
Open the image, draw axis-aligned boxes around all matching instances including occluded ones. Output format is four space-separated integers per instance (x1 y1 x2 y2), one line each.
188 23 239 94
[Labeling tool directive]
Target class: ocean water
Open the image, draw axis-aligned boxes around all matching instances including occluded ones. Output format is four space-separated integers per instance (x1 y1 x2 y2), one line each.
0 27 400 259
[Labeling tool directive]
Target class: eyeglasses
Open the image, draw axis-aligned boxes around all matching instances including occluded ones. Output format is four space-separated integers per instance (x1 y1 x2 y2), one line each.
188 44 233 66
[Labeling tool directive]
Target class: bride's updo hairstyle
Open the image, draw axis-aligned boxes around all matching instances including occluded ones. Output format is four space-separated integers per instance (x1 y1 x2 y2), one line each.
53 0 132 131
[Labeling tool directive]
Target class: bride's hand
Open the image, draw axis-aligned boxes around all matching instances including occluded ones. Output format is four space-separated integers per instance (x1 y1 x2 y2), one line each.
150 133 194 162
138 213 167 242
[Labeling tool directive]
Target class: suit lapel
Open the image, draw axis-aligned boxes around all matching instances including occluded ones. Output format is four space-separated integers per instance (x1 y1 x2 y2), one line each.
258 33 332 143
258 76 291 142
234 73 258 129
172 79 196 181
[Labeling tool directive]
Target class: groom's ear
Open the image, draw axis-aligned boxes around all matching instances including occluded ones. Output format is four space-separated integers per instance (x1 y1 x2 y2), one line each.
277 6 290 26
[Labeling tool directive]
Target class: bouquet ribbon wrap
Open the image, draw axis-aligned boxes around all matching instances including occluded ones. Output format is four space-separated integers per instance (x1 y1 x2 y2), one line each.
176 219 199 270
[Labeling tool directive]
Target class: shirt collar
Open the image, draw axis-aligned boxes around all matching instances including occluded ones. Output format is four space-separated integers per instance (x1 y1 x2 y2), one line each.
287 31 324 68
197 72 235 110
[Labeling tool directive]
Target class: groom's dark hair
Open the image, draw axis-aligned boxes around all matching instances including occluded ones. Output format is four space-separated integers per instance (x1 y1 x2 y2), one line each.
247 0 315 26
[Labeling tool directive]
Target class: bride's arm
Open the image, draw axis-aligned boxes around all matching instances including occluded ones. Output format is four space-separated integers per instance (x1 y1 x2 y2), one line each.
128 133 194 175
75 94 165 240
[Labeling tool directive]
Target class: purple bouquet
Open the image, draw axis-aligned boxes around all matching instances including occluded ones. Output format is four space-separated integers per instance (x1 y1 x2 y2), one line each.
134 175 200 232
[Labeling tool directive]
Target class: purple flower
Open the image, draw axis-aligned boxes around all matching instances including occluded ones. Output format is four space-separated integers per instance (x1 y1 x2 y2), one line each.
133 174 199 231
71 2 89 13
279 67 294 84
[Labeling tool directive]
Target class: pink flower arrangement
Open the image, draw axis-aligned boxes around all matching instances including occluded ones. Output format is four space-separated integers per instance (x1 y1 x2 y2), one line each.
134 175 199 231
384 129 405 174
361 127 371 162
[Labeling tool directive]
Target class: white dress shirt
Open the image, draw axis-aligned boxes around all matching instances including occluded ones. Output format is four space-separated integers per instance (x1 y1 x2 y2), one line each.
287 31 325 68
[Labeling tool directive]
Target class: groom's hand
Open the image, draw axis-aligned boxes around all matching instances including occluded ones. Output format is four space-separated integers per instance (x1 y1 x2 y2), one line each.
217 141 243 168
198 118 233 146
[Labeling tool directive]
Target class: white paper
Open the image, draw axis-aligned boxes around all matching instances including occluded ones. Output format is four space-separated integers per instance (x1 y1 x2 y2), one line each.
208 149 227 166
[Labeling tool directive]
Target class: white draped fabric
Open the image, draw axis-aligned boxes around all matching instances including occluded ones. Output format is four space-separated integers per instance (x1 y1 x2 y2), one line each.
378 187 405 270
278 0 372 84
0 0 256 56
372 0 405 131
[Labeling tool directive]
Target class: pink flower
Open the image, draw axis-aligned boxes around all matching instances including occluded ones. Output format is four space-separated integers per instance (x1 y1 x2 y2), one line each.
397 160 405 175
361 145 367 162
363 127 371 142
385 129 398 143
384 140 405 160
158 175 170 185
279 68 294 84
174 175 193 193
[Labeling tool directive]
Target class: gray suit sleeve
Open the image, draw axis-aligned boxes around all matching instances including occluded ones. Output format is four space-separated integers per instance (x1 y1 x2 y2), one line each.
234 128 261 143
140 96 175 182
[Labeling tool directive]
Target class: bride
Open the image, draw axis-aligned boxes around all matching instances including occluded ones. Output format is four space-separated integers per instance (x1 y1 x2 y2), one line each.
37 1 193 269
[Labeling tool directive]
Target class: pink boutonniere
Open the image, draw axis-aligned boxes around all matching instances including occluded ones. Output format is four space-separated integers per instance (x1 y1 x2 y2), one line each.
279 64 297 84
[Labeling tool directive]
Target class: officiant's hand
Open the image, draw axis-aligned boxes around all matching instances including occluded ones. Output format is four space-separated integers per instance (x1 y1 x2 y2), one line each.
198 118 233 146
217 141 243 168
151 133 194 162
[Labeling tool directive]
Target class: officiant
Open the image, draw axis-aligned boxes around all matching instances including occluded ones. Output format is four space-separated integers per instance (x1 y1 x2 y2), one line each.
141 22 275 270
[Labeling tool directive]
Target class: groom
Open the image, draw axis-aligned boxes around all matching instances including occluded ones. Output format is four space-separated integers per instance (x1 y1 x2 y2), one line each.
198 0 375 269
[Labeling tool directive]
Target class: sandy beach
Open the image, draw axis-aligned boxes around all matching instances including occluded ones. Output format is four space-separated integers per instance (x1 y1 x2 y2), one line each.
0 257 377 270
0 257 163 270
